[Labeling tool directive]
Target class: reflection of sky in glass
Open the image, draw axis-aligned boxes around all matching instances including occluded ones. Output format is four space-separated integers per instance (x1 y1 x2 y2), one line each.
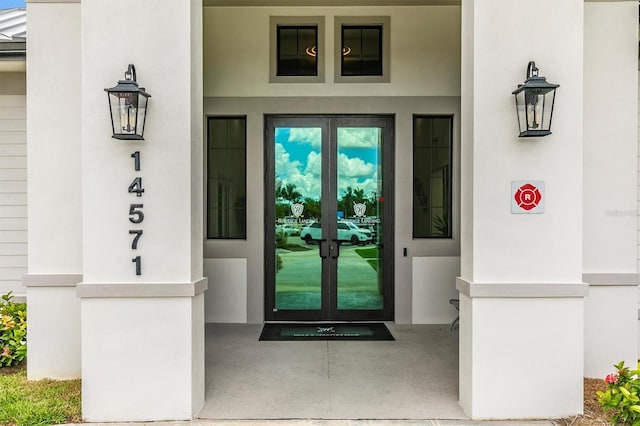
275 127 380 200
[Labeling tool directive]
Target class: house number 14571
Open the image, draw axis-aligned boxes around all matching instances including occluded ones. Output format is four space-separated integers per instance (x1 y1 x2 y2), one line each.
129 151 144 275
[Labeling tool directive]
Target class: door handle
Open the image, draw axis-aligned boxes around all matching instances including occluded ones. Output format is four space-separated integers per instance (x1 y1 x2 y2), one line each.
330 239 340 259
318 239 329 258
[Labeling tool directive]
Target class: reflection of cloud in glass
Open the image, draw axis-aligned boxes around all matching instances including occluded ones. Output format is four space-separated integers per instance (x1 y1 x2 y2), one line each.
304 151 321 177
288 128 321 147
338 128 379 148
275 142 321 199
276 128 380 202
338 153 373 178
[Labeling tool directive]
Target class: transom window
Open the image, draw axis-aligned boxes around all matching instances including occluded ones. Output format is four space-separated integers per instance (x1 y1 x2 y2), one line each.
277 26 318 77
269 16 325 84
341 25 383 76
334 16 390 83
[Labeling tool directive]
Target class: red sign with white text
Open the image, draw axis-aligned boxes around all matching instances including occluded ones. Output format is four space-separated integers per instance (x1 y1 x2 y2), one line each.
511 181 545 214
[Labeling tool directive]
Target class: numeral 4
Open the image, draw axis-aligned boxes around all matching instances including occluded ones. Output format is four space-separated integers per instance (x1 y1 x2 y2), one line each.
128 177 145 197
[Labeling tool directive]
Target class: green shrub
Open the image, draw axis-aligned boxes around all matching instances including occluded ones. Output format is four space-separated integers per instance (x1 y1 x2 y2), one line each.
0 292 27 367
597 361 640 425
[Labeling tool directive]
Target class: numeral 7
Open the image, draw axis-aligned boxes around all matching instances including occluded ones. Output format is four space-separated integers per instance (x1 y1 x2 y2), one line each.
129 230 143 249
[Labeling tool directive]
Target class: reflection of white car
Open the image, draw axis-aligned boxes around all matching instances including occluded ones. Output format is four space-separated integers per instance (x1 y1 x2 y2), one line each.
276 224 300 239
300 221 371 245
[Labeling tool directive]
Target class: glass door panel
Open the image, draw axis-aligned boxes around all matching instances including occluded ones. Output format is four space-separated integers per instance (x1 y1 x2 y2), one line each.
336 127 383 310
274 127 323 311
265 116 393 321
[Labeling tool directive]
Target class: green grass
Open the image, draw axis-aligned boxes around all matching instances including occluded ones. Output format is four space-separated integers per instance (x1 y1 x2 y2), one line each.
354 247 378 259
0 364 81 426
355 247 379 272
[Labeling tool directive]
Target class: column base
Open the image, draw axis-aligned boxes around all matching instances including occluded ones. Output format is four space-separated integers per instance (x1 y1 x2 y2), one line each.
24 274 82 380
80 281 206 422
457 278 586 419
583 273 639 378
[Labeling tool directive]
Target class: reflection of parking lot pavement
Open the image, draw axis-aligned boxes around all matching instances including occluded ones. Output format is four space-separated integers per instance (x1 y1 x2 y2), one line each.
275 240 381 310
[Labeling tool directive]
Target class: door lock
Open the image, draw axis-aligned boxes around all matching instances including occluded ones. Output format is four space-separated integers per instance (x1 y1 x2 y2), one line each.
330 239 340 259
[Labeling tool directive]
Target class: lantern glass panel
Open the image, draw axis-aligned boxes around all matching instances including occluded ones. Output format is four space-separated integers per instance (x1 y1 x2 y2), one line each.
108 91 148 139
514 88 556 137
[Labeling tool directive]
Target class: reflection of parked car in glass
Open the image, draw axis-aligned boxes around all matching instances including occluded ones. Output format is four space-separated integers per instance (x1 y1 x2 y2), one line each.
276 224 300 236
300 221 371 245
356 223 377 241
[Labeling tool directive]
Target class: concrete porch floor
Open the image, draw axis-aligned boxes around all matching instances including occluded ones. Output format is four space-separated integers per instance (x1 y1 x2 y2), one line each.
199 323 466 420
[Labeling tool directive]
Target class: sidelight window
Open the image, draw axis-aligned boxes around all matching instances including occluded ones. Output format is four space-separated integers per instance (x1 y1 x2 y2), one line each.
207 117 247 239
413 116 453 239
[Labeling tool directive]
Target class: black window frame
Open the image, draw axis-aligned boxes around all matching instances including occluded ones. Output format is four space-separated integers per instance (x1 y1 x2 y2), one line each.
276 25 319 77
206 116 247 240
340 25 383 77
412 115 454 239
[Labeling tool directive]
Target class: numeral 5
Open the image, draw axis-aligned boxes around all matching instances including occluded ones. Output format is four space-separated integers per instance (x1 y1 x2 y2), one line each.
129 204 144 224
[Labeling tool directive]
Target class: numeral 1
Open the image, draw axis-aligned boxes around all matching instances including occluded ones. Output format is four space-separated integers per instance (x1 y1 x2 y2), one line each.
131 151 140 171
129 229 143 249
132 256 141 275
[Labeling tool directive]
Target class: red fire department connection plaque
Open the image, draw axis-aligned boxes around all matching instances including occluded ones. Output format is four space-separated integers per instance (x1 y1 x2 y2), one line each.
511 181 545 214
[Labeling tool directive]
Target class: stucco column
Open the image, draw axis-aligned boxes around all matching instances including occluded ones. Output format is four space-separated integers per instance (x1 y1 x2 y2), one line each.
78 0 205 421
459 0 586 419
582 1 638 379
24 0 82 380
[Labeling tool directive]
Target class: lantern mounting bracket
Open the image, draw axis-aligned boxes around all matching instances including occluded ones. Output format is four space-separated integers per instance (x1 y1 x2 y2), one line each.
124 64 137 82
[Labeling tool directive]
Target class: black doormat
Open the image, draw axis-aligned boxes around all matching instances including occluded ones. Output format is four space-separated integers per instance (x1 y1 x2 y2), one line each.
259 322 394 341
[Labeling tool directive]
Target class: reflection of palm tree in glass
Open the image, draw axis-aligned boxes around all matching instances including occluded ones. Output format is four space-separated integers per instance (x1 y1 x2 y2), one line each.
276 182 302 204
339 186 372 217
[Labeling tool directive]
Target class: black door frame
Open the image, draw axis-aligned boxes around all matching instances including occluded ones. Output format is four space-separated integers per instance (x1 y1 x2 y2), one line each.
264 114 394 322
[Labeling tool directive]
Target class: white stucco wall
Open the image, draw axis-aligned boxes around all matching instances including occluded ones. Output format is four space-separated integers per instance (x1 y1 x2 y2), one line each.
81 3 199 283
583 2 637 274
0 75 26 298
204 258 247 323
78 0 205 420
470 0 584 284
27 3 82 275
459 0 586 419
583 1 638 379
203 6 461 98
25 2 83 380
412 256 460 324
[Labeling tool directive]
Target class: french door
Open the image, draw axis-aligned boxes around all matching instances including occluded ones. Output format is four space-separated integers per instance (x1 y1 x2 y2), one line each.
265 115 394 321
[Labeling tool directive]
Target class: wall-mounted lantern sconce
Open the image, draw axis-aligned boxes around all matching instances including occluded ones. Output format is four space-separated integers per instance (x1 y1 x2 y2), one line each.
512 61 559 137
105 64 151 140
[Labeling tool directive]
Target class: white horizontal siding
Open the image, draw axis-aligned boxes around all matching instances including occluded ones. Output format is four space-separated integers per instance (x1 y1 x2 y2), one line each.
0 206 27 217
0 243 26 255
0 144 26 156
0 94 26 296
0 120 26 132
0 96 25 107
0 107 26 119
0 218 26 230
0 169 26 180
0 157 26 168
0 132 26 143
